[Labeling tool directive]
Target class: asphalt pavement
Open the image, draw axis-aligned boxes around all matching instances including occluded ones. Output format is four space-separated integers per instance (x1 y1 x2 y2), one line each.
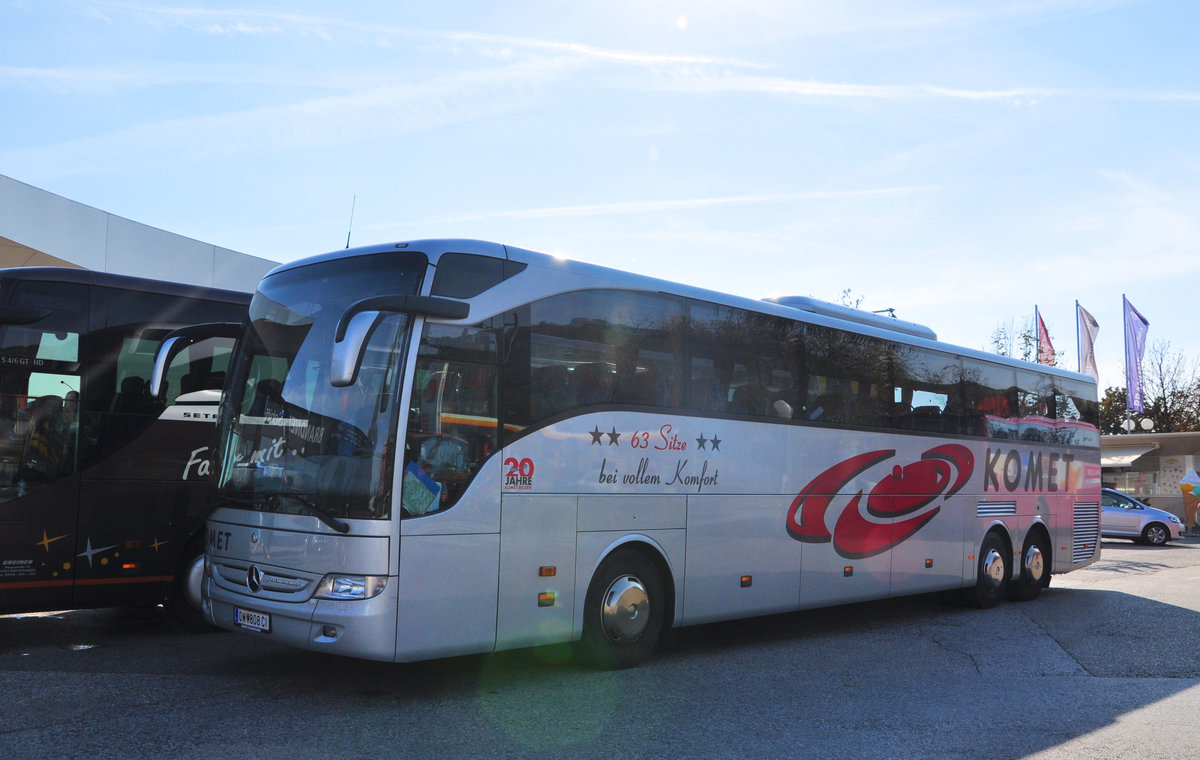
4 538 1200 759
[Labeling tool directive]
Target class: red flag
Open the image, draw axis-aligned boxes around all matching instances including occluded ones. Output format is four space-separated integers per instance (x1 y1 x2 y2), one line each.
1036 309 1055 366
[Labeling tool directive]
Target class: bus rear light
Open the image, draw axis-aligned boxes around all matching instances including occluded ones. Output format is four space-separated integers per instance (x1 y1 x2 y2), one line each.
314 574 388 600
122 563 138 571
740 575 752 587
843 567 853 577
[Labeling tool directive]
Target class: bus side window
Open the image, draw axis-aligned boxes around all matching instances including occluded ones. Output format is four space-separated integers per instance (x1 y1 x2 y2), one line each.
405 323 499 514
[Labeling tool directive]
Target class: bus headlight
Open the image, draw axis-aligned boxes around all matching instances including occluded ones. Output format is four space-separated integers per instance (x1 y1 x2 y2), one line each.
314 574 388 600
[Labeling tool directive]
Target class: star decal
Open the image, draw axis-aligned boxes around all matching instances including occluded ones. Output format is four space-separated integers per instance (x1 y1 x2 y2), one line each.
607 427 621 445
77 537 120 569
590 426 605 445
695 432 721 451
36 530 68 553
151 537 169 552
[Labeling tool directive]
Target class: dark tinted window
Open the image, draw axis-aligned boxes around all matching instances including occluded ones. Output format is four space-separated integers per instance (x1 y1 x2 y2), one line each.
892 345 962 434
519 290 684 423
492 288 1097 446
802 324 890 428
431 253 526 299
689 303 799 419
961 358 1018 438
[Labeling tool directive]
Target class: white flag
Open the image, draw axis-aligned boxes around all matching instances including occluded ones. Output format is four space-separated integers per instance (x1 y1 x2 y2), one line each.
1076 302 1099 381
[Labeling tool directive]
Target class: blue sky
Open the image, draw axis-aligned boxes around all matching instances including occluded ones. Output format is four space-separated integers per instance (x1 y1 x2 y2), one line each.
3 0 1198 395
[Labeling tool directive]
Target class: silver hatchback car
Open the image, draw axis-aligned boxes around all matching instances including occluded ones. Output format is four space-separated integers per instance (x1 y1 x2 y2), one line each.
1101 488 1184 546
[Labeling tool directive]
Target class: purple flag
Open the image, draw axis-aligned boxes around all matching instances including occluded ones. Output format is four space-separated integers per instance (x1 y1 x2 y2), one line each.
1124 296 1149 412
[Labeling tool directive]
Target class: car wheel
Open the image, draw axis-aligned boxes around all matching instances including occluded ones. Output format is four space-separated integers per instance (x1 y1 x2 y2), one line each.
579 548 665 669
1142 523 1170 546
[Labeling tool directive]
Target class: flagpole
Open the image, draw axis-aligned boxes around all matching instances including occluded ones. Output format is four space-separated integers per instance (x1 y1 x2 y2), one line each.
1123 294 1130 433
1080 298 1089 376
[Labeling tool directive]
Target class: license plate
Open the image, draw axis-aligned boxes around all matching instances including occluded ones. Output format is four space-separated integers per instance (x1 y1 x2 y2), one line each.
234 607 271 632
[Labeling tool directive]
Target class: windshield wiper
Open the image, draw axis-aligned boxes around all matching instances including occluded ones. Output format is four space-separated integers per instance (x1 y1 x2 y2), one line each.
217 491 351 534
276 491 351 534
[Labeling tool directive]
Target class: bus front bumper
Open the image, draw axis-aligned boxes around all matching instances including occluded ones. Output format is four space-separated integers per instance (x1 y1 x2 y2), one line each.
204 575 400 662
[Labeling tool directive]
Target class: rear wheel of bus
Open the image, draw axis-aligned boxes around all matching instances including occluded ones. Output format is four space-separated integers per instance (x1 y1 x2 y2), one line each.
579 548 665 669
964 531 1010 609
1009 528 1050 602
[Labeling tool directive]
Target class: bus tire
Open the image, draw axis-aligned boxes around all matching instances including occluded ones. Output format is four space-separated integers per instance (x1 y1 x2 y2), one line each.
1009 530 1049 602
167 539 216 632
579 548 665 669
965 532 1009 609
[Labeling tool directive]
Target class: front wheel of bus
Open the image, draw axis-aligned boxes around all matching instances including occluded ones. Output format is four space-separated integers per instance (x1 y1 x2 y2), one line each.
965 532 1010 609
580 549 665 670
167 540 215 631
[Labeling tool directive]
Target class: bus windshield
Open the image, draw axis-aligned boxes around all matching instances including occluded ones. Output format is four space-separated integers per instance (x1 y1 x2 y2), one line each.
216 253 426 521
0 277 85 501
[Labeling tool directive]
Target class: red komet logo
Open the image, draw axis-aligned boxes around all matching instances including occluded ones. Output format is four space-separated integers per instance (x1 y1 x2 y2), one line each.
785 444 974 559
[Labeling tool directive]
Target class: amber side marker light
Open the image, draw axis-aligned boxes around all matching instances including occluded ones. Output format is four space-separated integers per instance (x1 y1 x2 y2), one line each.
122 563 138 570
537 592 555 607
538 566 556 577
740 575 752 588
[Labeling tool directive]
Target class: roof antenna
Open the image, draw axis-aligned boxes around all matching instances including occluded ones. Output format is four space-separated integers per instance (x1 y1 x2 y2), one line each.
345 195 357 249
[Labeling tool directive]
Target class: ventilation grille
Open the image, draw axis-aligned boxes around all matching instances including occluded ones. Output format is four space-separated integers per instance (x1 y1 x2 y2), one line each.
977 502 1017 518
1073 501 1100 564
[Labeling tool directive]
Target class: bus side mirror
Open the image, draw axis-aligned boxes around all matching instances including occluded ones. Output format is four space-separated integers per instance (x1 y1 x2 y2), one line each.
150 322 243 400
330 295 469 388
331 310 385 387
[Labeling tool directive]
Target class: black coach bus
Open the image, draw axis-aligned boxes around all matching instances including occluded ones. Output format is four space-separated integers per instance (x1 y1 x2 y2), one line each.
0 267 248 626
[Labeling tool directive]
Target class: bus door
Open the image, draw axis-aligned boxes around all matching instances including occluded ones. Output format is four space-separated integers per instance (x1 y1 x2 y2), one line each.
0 282 86 613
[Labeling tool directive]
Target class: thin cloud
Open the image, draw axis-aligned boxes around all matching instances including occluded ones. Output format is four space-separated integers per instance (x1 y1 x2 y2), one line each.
375 187 934 227
85 2 763 69
0 63 552 176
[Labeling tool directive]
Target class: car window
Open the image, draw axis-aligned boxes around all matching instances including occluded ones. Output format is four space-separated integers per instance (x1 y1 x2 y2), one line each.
1104 492 1132 509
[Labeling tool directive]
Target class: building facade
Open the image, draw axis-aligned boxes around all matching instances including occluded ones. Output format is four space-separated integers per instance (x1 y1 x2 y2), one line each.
0 173 274 291
1101 432 1200 516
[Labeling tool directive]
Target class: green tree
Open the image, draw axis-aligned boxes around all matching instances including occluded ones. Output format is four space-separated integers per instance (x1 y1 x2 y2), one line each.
1099 386 1135 434
1140 341 1200 432
1100 342 1200 433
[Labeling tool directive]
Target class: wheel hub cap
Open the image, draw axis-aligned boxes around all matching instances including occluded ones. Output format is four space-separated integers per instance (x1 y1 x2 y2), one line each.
1024 545 1045 583
982 548 1005 588
601 574 650 643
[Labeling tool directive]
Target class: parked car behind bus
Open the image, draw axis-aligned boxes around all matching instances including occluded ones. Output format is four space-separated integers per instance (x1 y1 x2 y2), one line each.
1101 487 1184 546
